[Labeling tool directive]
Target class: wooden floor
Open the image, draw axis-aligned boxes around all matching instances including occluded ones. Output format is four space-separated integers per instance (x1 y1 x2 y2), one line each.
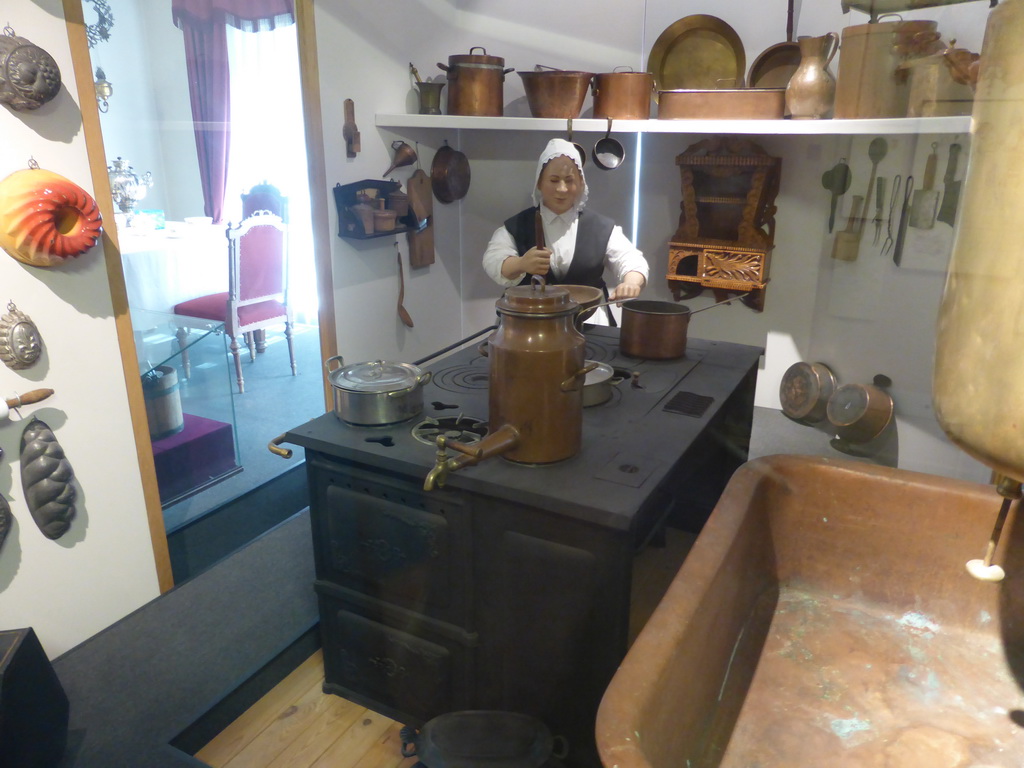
197 528 697 768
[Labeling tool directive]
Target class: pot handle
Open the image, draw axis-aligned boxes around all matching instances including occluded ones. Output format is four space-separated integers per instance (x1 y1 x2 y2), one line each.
437 62 452 74
385 370 433 397
399 726 419 758
324 354 345 372
561 362 599 392
268 433 293 459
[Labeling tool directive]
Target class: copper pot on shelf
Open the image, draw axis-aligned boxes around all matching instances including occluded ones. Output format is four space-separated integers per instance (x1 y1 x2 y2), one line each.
438 47 514 116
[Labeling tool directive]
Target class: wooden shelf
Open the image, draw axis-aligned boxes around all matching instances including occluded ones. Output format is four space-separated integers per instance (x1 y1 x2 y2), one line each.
376 113 972 136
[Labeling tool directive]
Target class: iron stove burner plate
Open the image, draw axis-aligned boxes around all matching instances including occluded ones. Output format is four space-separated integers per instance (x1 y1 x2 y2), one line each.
411 415 488 446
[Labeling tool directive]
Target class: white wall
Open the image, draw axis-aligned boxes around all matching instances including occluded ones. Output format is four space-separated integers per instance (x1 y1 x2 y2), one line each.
0 0 160 657
94 0 204 220
312 0 994 483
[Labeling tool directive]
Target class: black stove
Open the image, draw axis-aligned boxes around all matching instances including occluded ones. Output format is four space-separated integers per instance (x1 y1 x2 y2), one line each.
286 326 762 534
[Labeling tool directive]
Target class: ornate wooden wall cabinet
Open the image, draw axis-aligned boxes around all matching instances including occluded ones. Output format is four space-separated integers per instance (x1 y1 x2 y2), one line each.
667 137 782 311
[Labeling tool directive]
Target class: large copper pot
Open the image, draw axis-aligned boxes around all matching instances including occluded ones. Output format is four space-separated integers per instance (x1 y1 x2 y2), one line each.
518 66 594 118
486 279 591 463
438 47 513 117
592 69 655 119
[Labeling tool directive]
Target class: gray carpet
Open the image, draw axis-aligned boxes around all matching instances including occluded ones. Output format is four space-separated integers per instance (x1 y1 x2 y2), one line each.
52 510 318 767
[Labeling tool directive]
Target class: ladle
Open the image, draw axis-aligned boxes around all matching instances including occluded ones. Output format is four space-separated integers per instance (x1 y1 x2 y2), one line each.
858 137 888 235
592 118 625 170
820 157 851 233
397 244 414 328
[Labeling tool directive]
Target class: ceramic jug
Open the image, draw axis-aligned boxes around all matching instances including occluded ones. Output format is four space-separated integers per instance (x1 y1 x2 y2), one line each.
785 33 839 119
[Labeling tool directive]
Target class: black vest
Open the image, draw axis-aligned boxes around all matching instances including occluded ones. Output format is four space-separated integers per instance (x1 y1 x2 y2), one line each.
504 207 615 291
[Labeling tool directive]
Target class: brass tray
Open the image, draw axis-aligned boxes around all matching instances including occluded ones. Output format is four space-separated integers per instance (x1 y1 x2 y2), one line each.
747 41 802 88
648 15 746 98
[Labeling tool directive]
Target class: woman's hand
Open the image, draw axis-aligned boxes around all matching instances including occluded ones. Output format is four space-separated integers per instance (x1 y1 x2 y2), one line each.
608 271 645 302
502 247 552 279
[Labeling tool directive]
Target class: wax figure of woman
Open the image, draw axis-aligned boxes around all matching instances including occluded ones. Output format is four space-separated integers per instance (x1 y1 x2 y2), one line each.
482 138 648 325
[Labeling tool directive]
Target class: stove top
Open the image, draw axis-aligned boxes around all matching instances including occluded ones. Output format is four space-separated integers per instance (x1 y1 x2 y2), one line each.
286 326 763 532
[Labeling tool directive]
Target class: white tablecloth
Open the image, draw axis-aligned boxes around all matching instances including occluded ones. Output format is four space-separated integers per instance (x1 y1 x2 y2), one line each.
119 223 229 313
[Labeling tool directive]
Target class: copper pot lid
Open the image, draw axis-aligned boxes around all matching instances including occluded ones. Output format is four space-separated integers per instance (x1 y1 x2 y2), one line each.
780 361 836 421
445 46 505 67
328 359 423 393
497 280 577 316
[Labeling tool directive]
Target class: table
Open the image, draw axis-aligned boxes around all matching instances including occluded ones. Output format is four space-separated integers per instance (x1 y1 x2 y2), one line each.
120 223 227 313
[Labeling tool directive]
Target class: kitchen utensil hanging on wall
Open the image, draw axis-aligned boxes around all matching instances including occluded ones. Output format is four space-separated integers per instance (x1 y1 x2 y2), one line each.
21 418 77 540
407 159 435 267
0 162 103 267
881 174 903 257
566 118 586 166
592 118 625 170
938 142 962 226
383 140 417 177
910 142 940 229
396 241 414 328
820 158 851 233
343 99 360 157
748 0 800 89
431 141 471 203
1 389 54 422
0 26 62 111
892 175 914 265
0 301 43 370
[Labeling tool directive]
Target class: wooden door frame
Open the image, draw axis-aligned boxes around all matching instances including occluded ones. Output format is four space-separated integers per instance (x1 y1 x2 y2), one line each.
61 0 335 592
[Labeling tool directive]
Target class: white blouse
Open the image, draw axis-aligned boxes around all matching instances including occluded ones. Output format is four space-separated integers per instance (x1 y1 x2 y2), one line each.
482 205 649 290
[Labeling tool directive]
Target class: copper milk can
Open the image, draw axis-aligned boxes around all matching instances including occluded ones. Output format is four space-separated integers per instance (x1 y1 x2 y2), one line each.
488 279 590 464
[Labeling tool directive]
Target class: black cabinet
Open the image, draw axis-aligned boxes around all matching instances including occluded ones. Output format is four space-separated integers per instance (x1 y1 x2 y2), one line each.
287 329 763 768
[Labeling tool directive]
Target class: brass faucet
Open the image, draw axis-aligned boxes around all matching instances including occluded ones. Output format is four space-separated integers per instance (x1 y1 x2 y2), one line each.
423 425 521 491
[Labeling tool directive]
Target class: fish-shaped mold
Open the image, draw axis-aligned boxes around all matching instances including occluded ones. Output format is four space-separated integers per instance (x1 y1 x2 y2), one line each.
20 418 76 539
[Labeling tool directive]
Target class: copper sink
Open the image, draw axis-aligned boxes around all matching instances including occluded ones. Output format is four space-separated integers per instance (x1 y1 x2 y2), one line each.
597 454 1024 767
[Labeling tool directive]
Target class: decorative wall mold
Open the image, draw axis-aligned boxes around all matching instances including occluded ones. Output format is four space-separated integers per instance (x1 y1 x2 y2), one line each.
0 302 43 370
20 418 77 540
0 26 61 111
0 165 103 267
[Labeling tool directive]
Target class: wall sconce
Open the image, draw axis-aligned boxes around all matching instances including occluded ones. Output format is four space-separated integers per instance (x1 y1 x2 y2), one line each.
94 67 112 113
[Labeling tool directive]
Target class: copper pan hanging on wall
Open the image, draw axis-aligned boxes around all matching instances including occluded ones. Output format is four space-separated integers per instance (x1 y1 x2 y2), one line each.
431 141 471 203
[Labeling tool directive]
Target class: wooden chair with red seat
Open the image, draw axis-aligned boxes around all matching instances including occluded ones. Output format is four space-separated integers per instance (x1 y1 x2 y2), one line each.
173 211 295 394
241 181 287 353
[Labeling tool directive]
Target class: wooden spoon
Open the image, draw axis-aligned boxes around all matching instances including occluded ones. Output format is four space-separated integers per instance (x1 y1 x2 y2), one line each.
397 247 414 328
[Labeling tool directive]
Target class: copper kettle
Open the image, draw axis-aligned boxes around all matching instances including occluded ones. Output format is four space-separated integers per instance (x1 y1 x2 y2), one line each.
424 278 593 489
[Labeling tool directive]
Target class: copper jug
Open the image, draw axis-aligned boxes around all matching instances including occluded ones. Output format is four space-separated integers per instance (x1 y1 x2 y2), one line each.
487 278 590 464
785 33 839 119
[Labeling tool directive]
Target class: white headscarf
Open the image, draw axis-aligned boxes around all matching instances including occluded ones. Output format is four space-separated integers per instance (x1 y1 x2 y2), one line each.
531 138 589 212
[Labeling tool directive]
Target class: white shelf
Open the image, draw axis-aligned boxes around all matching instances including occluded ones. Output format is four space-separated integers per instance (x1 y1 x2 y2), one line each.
376 113 972 136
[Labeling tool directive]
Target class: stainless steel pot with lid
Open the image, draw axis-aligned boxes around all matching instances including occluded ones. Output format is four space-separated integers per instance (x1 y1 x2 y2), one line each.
324 355 432 426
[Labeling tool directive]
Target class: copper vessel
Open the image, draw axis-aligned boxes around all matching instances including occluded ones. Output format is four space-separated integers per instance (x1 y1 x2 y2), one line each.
437 47 513 117
423 279 592 489
486 279 589 463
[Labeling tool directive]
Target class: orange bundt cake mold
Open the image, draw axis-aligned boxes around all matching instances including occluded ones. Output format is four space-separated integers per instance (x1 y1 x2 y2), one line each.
0 168 103 267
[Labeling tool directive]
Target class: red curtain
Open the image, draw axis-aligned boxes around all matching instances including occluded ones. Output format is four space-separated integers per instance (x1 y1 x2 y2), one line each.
172 0 295 223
